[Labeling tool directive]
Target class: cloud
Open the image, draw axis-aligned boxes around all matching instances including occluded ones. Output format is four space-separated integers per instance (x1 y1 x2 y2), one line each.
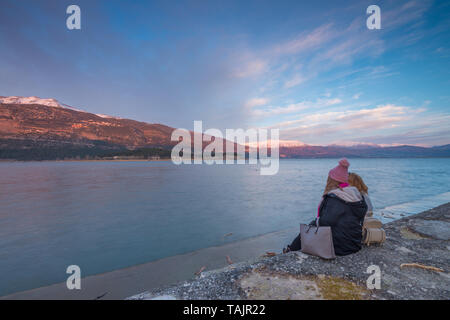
324 98 342 106
245 97 269 108
252 103 309 117
269 104 446 145
231 21 369 84
228 0 431 109
284 74 306 88
250 98 342 117
229 13 390 102
232 59 268 78
271 24 336 56
275 104 413 129
382 0 431 30
308 34 384 72
356 119 450 146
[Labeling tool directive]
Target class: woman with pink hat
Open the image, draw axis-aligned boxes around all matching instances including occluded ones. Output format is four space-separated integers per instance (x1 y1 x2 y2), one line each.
283 158 368 256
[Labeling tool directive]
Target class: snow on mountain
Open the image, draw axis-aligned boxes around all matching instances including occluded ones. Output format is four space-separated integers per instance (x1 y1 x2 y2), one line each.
95 114 122 120
0 96 119 118
246 139 308 148
278 140 309 147
0 96 62 107
327 141 381 148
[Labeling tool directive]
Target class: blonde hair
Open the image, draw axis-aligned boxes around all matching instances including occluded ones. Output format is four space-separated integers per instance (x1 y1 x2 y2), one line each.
348 172 368 194
323 176 342 195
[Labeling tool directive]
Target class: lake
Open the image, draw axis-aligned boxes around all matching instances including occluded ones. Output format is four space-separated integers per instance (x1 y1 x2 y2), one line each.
1 158 449 296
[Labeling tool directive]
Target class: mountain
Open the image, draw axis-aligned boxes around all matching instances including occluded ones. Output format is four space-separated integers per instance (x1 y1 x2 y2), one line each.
0 96 179 160
279 144 450 158
1 96 449 160
0 96 175 148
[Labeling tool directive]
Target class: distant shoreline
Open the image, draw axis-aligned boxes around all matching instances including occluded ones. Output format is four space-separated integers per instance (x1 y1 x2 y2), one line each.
1 156 450 163
0 158 172 163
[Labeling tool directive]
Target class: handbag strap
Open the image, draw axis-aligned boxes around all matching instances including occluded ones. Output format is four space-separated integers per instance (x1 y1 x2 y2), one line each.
306 217 321 233
314 217 320 233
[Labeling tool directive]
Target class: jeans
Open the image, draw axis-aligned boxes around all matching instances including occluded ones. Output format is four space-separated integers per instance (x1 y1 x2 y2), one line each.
288 233 302 251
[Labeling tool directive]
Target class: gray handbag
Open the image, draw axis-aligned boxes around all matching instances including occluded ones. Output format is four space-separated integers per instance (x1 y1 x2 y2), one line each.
300 218 336 259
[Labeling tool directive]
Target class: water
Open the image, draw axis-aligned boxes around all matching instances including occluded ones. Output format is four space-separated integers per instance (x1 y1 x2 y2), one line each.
0 158 449 296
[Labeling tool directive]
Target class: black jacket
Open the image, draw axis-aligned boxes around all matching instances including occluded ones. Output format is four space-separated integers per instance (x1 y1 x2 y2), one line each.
316 193 367 256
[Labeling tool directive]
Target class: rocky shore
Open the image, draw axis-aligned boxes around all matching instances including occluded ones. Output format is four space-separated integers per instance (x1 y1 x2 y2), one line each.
128 203 450 300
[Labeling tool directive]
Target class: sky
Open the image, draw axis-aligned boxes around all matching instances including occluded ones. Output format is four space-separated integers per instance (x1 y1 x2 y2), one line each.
0 0 449 146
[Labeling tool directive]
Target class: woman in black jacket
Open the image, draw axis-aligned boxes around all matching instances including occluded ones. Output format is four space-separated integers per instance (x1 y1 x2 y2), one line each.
284 159 367 256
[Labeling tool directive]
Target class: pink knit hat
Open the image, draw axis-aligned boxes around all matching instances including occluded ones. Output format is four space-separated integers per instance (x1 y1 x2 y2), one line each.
328 158 350 183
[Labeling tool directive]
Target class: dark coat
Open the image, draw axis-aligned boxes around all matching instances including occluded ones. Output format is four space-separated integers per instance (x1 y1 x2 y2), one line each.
317 193 367 256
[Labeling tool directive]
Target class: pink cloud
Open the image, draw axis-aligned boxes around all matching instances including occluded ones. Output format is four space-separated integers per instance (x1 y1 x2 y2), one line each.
268 104 448 146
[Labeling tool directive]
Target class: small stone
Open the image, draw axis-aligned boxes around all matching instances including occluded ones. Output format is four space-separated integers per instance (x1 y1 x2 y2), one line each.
396 246 415 254
387 290 396 295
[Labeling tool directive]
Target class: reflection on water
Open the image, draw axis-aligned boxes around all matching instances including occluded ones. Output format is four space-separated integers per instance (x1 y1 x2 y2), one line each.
0 158 449 295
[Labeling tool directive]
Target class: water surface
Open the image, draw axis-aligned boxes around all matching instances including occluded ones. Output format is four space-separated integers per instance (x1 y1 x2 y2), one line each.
0 158 449 296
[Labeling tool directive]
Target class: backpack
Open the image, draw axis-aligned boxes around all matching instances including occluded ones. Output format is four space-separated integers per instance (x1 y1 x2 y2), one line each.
362 217 386 246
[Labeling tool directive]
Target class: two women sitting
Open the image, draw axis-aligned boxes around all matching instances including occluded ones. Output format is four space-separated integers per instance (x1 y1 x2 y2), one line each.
284 158 374 256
